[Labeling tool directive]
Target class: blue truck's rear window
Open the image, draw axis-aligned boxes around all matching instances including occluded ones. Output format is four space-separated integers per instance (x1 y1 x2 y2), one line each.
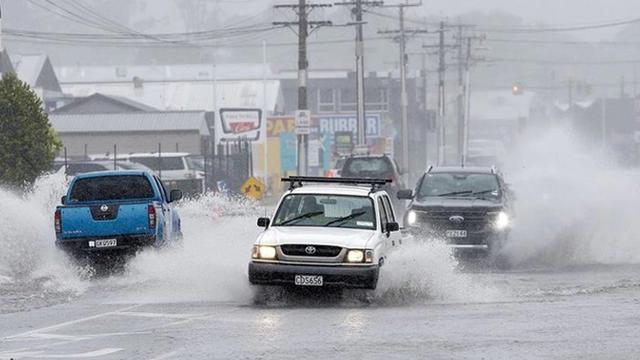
70 175 155 202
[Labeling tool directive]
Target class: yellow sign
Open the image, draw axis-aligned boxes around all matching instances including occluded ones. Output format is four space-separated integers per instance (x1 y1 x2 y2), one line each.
241 176 265 200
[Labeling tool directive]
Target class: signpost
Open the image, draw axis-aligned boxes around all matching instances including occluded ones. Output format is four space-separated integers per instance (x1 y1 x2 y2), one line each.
295 110 311 135
241 176 265 200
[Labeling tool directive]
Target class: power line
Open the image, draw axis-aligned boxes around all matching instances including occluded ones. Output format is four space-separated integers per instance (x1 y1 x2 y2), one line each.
483 57 640 66
364 8 640 34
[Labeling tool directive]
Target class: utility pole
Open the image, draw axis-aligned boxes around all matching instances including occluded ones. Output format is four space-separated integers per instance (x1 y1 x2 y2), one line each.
334 0 384 150
459 33 484 166
423 24 456 166
378 1 426 177
456 24 464 164
274 1 331 176
437 21 446 165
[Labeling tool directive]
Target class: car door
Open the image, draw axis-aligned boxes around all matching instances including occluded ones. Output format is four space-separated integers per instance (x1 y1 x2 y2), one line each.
382 194 402 247
377 196 395 259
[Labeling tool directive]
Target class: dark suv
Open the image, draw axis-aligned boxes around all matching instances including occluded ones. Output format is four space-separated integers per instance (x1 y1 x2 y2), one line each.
398 166 513 255
341 155 405 209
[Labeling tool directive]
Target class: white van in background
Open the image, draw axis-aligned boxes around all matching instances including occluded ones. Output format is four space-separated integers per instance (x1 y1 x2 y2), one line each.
129 152 205 196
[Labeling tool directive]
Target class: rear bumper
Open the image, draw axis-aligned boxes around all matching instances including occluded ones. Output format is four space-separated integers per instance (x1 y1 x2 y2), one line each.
56 235 156 254
248 262 379 289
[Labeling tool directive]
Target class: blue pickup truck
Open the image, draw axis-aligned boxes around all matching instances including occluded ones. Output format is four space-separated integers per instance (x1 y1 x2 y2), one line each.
55 170 183 259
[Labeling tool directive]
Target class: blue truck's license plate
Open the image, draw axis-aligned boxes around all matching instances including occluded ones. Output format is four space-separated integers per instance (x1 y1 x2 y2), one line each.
95 239 117 248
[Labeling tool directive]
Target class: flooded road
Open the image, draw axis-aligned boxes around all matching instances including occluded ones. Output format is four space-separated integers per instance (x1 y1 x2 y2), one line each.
2 262 640 359
3 130 640 359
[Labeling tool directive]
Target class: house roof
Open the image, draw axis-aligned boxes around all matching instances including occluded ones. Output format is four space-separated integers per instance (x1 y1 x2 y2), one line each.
59 79 281 112
12 54 47 87
0 49 14 75
56 63 274 83
53 93 158 114
54 63 282 112
49 111 210 136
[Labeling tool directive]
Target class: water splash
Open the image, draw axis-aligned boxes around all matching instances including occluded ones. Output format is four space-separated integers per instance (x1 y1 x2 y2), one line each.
502 126 640 266
375 240 502 304
110 193 266 304
0 172 88 312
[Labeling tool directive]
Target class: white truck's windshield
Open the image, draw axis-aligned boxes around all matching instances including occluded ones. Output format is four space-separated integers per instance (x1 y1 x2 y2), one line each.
273 194 376 230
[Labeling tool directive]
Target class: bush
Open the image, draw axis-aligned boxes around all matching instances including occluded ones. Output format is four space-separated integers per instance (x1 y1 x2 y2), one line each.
0 72 61 189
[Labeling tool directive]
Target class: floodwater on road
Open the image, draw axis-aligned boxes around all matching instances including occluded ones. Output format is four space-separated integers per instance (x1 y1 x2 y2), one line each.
3 128 640 358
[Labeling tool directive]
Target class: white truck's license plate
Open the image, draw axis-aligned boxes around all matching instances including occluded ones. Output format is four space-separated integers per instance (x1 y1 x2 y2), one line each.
446 230 467 238
95 239 117 248
295 275 323 286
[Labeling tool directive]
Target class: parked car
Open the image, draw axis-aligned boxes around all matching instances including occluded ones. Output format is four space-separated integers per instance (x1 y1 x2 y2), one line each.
398 166 513 256
55 170 183 263
56 160 153 177
325 157 347 177
129 152 204 196
248 176 404 291
340 154 406 212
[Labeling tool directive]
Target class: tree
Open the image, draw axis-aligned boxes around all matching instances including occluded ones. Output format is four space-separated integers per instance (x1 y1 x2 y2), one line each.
0 72 61 189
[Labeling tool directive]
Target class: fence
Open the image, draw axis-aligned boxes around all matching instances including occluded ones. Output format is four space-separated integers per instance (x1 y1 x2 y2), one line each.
205 138 253 195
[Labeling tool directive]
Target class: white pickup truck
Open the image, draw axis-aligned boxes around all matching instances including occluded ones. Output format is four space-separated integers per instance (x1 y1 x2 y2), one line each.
248 177 403 290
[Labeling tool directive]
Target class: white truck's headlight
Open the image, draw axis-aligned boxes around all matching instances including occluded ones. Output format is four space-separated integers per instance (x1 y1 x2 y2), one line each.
406 210 417 226
252 245 277 259
493 211 510 230
346 249 374 263
346 250 364 262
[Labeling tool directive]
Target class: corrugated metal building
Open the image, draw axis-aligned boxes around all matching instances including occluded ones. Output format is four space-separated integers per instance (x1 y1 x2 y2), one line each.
55 64 283 113
49 111 212 157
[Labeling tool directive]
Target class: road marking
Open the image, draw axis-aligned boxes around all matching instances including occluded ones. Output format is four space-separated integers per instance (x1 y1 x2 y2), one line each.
1 348 123 359
2 304 141 340
148 350 180 360
117 311 206 319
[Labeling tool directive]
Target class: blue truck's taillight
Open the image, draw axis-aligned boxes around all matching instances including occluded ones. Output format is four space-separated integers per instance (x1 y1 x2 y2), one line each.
148 205 156 229
54 209 62 234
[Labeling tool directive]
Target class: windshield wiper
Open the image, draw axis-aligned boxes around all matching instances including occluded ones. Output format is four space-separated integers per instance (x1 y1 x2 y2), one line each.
278 211 324 226
436 190 473 197
324 211 366 227
472 189 498 195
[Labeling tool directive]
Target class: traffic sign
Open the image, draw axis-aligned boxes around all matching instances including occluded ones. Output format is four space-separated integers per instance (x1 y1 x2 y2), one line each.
240 176 265 200
295 110 311 135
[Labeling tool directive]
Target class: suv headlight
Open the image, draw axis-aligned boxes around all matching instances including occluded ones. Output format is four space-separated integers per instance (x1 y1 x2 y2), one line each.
493 211 510 230
406 210 417 226
252 245 277 260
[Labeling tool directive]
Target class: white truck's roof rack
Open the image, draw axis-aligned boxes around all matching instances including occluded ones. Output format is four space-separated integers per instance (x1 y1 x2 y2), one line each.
281 176 392 192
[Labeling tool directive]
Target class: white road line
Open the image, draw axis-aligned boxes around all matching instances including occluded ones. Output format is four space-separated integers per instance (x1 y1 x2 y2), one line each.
1 348 123 359
2 304 141 340
116 311 206 319
148 350 180 360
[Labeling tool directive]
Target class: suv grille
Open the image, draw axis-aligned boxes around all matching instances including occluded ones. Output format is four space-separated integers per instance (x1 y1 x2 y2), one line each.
280 245 342 257
417 210 492 231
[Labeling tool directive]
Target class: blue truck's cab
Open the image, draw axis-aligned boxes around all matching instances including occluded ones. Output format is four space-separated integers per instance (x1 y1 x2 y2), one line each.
55 170 182 258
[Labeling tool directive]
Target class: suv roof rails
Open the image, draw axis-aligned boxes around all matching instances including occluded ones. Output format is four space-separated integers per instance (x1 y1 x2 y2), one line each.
281 176 392 192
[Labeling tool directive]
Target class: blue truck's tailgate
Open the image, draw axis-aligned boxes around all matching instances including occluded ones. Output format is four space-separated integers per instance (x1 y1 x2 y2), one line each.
60 202 154 239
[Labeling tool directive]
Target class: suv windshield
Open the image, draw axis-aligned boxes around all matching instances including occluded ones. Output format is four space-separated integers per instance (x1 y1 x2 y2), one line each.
130 156 186 171
70 175 155 202
343 157 394 177
273 194 376 230
418 173 500 198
